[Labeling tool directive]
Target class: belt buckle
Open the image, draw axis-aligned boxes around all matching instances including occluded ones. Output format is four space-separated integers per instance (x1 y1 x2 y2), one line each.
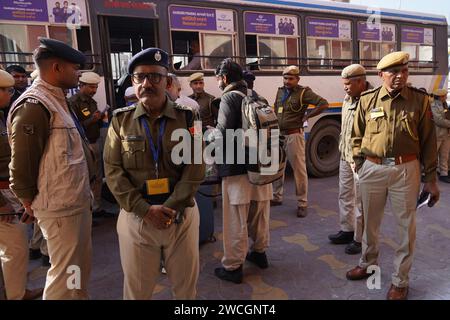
382 157 396 166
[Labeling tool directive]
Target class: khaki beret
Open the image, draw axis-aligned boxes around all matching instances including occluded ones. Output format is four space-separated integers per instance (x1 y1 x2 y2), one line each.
377 51 409 71
283 65 300 76
433 88 448 97
0 70 15 88
30 69 39 81
341 64 366 79
79 71 101 84
189 72 204 83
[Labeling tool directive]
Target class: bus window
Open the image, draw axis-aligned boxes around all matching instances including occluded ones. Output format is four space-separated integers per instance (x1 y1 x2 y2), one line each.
169 5 236 71
401 26 434 72
0 24 46 70
306 17 352 70
244 12 299 70
201 33 234 70
358 22 396 69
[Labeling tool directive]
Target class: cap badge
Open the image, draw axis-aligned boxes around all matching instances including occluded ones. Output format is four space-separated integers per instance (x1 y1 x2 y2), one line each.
155 51 162 62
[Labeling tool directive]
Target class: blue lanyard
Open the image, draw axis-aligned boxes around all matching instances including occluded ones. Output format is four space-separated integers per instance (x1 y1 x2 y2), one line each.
140 116 167 178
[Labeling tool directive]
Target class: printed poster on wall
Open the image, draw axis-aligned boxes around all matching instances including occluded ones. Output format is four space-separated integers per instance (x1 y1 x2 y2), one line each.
245 12 298 36
307 18 350 39
0 0 49 22
402 26 433 44
47 0 88 26
169 6 234 32
357 22 396 42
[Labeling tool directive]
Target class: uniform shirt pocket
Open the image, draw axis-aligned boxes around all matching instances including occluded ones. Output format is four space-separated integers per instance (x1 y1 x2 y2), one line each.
121 135 146 169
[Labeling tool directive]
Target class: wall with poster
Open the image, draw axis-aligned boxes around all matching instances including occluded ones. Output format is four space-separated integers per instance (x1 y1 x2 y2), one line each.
47 0 88 26
0 0 49 22
0 0 88 26
244 12 298 36
169 5 234 32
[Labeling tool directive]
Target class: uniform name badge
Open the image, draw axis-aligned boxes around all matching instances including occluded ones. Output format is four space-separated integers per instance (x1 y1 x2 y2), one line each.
370 107 384 119
278 107 284 114
146 178 170 195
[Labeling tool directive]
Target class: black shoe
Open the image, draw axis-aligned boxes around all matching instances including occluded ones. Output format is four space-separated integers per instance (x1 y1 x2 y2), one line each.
246 251 269 269
29 249 42 260
328 231 354 244
214 266 243 284
345 241 362 255
439 175 450 183
41 255 50 267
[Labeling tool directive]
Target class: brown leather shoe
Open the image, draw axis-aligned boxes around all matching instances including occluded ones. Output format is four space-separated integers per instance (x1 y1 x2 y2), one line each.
297 207 308 218
346 266 371 280
386 284 408 300
22 288 44 300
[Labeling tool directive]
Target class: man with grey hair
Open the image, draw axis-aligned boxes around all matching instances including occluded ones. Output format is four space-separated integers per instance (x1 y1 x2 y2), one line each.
166 73 200 112
328 64 371 255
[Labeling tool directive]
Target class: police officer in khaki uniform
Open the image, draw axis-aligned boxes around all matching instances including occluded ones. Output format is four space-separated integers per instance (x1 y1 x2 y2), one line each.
430 89 450 183
69 71 107 215
7 38 95 300
346 52 440 300
0 70 43 300
188 72 217 130
104 48 205 300
328 64 371 255
272 66 329 217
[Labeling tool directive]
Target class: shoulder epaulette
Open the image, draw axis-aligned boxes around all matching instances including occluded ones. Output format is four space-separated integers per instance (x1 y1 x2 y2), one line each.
408 86 429 96
360 86 381 97
173 103 193 112
113 104 136 117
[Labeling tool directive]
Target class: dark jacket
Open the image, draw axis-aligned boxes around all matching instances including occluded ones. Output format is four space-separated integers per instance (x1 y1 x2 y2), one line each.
216 80 248 178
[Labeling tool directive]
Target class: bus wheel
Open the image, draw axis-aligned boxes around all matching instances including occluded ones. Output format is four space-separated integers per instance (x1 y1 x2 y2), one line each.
306 118 340 177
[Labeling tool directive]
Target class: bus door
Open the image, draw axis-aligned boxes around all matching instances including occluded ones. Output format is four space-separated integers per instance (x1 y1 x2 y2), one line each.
97 15 158 108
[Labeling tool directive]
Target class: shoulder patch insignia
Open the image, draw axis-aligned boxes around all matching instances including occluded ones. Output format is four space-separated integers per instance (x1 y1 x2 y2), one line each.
22 124 34 135
113 104 136 117
26 98 39 105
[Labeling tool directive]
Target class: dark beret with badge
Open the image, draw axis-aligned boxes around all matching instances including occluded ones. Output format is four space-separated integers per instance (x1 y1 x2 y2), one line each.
127 48 170 74
38 37 86 65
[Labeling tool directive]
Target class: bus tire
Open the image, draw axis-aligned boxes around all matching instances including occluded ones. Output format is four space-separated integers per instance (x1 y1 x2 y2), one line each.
306 118 340 177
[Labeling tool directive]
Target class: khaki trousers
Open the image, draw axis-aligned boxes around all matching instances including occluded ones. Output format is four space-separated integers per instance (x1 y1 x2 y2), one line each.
37 204 92 300
0 220 28 300
117 204 200 300
437 138 450 176
358 159 420 288
221 175 271 271
0 189 28 300
90 141 103 211
30 222 48 256
273 132 308 208
338 160 363 242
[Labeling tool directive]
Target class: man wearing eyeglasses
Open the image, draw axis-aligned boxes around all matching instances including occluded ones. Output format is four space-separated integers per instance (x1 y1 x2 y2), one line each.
347 51 440 300
272 66 329 218
103 48 205 300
